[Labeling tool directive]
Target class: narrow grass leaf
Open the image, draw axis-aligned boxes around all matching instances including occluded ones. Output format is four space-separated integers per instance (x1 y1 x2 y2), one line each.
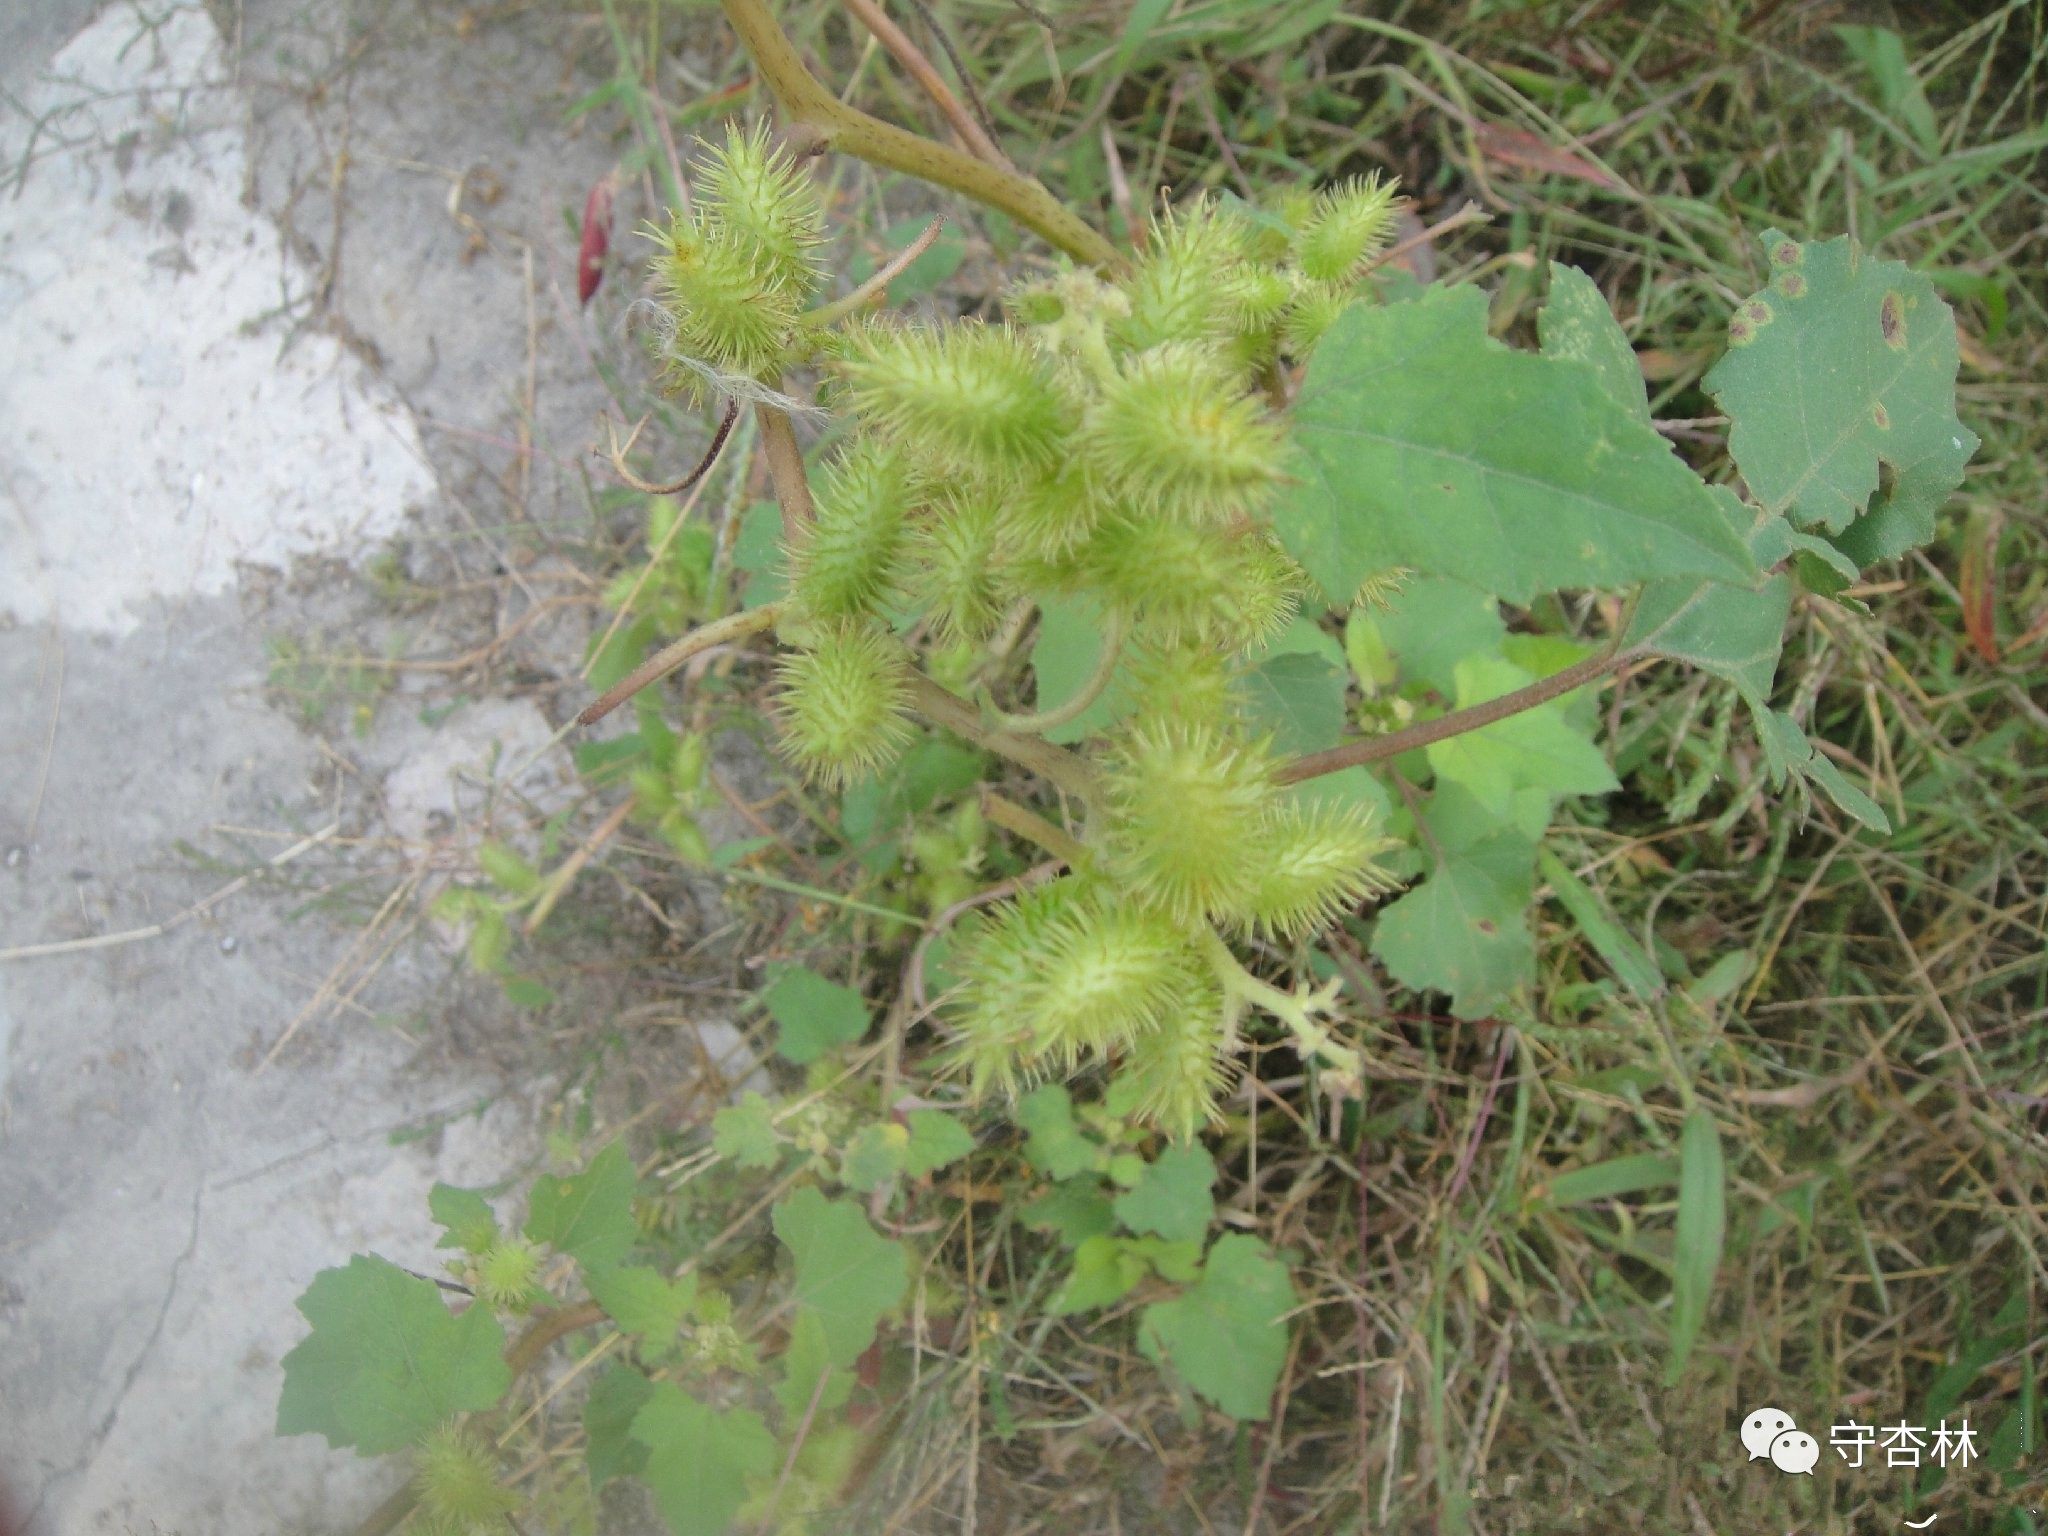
1537 848 1665 1000
1539 1153 1680 1207
1666 1109 1726 1385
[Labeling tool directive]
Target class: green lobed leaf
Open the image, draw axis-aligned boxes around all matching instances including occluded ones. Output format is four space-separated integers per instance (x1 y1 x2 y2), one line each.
276 1254 511 1455
586 1264 696 1344
772 1186 909 1367
1665 1109 1727 1385
1425 656 1620 814
1021 1180 1117 1246
584 1363 653 1489
774 1308 857 1423
1704 229 1977 565
1628 574 1793 701
763 964 872 1065
1539 262 1651 427
902 1109 976 1178
1238 650 1348 756
1368 578 1504 697
631 1383 777 1536
841 1121 910 1193
1111 1144 1217 1244
1049 1235 1152 1315
1016 1084 1101 1181
1278 286 1754 607
429 1183 498 1254
525 1140 638 1272
1138 1235 1295 1421
1745 698 1891 833
713 1091 783 1170
1372 783 1540 1017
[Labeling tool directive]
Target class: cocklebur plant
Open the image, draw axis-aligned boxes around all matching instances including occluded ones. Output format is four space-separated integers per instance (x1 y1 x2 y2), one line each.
278 4 1982 1520
660 165 1421 1134
624 119 1978 1145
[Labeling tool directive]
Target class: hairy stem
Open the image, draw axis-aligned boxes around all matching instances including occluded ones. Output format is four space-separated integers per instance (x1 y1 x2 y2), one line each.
904 672 1102 804
983 608 1126 735
980 788 1088 864
717 0 1123 272
1276 644 1644 785
757 404 815 543
576 603 784 726
602 400 740 495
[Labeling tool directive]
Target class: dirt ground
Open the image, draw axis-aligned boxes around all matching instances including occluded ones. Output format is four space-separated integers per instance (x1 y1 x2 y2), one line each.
0 1 734 1529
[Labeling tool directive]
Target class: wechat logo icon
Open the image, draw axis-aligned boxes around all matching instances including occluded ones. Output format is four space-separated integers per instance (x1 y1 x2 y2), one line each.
1741 1407 1818 1475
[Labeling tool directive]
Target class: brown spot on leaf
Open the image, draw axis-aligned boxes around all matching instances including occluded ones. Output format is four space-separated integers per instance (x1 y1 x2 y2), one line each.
1740 298 1773 327
1771 240 1802 267
1872 402 1889 430
1476 920 1497 936
1775 271 1807 299
1728 316 1755 347
1880 291 1907 350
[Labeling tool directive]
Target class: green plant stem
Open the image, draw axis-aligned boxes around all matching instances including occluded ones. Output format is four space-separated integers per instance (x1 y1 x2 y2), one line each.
835 0 1010 169
1198 927 1354 1073
905 672 1102 804
980 788 1087 864
716 0 1124 272
576 602 784 726
1275 643 1644 785
801 214 947 329
757 404 815 542
983 608 1126 735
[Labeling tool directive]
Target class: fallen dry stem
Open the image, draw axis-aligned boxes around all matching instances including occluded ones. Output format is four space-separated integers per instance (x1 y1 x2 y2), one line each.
576 603 783 726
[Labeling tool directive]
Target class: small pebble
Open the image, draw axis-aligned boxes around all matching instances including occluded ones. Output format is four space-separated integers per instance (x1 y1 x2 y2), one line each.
219 934 239 955
4 846 23 868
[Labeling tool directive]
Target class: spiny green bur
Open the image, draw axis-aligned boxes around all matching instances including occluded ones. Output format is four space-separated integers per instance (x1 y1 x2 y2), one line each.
1706 229 1978 565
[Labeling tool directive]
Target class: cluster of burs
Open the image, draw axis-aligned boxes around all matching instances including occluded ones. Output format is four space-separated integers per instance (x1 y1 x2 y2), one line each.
651 128 1408 1134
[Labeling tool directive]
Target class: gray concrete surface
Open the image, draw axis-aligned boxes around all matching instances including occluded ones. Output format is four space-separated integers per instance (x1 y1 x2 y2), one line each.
0 1 736 1529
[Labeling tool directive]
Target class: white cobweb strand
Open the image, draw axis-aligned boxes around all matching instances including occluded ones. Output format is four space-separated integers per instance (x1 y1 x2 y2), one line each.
627 298 831 420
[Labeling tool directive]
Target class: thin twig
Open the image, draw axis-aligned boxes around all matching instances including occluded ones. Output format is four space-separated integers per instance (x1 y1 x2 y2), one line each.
2 823 338 963
981 607 1125 735
1362 201 1489 277
804 215 948 328
757 404 815 544
717 0 1122 271
599 399 740 495
575 603 783 727
838 0 1010 169
524 795 638 934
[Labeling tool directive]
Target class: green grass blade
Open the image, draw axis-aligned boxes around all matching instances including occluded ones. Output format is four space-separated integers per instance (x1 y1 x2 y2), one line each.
1666 1109 1726 1385
1538 847 1667 1001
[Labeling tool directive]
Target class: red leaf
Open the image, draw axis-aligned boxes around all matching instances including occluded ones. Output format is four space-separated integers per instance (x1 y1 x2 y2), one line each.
1958 509 2000 665
1472 122 1618 189
577 175 616 307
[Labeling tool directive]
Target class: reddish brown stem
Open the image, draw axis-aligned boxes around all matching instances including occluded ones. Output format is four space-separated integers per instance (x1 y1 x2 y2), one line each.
1275 645 1641 785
